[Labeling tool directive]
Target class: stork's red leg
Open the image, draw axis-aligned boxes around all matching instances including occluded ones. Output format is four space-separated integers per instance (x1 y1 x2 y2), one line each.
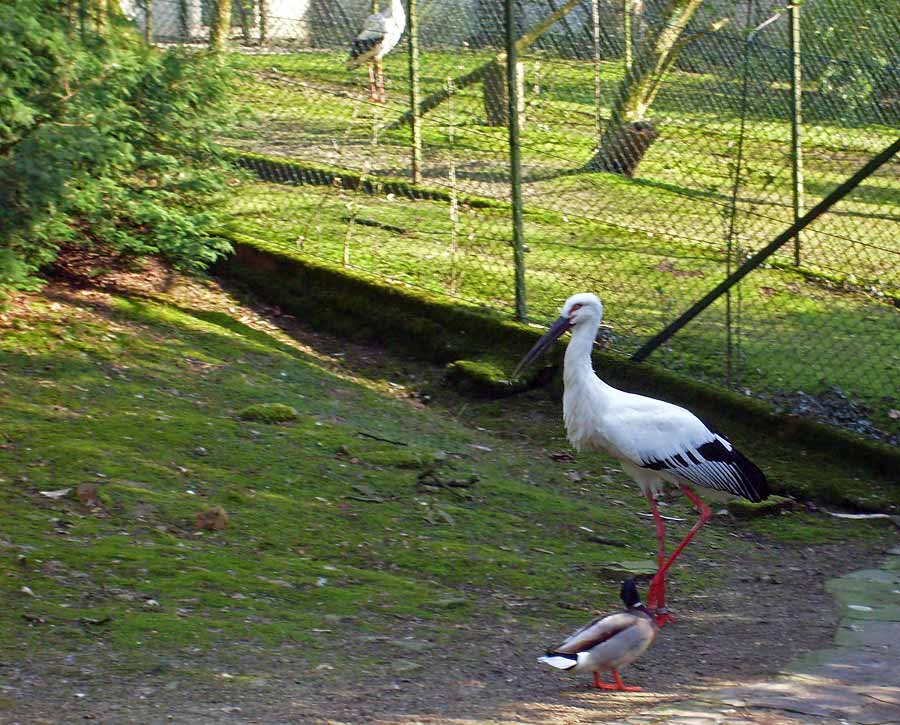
645 493 674 627
375 59 385 103
647 485 712 606
368 64 378 102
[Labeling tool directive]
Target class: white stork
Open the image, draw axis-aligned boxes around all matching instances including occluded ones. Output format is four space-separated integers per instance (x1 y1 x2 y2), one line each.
514 293 769 626
346 0 406 103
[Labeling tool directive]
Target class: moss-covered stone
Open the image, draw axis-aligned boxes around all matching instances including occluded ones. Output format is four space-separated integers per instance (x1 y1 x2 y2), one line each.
727 495 797 519
445 359 523 398
237 402 299 423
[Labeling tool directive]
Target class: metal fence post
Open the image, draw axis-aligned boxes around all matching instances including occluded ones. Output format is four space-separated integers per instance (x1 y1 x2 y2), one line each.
788 0 804 266
505 0 527 321
407 0 423 184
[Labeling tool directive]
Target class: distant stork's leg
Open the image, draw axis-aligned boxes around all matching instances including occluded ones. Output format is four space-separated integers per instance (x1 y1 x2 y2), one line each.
647 485 712 609
367 63 378 102
593 670 642 692
645 493 675 627
375 58 386 103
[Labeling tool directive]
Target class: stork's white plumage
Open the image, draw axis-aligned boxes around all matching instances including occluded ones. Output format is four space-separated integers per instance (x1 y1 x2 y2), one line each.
515 293 768 625
347 0 406 103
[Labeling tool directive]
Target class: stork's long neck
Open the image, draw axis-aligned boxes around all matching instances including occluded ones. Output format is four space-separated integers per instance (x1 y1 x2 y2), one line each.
562 318 614 449
389 0 405 18
563 320 601 387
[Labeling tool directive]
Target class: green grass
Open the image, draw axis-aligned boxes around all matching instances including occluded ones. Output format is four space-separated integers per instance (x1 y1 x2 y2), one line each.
0 284 894 679
223 180 900 437
224 49 899 281
0 291 646 665
217 47 898 437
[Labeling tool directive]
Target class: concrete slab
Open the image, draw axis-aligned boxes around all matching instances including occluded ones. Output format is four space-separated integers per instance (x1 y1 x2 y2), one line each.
625 551 900 725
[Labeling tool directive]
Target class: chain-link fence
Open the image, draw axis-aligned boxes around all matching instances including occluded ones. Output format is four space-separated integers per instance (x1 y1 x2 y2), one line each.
136 0 899 444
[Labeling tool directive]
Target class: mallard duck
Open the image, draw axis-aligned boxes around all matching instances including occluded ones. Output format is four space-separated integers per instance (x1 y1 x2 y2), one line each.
539 579 658 691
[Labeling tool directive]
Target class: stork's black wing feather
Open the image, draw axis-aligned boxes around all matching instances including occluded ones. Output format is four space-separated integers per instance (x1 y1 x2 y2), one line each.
641 435 769 502
349 34 383 60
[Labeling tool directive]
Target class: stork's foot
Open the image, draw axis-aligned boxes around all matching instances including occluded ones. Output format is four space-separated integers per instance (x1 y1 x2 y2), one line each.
654 608 676 628
593 671 643 692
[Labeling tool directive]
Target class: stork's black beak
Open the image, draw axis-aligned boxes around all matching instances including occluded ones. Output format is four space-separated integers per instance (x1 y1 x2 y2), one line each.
512 315 572 379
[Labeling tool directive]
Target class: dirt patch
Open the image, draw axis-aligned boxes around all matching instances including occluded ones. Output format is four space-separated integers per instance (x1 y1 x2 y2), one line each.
2 538 890 724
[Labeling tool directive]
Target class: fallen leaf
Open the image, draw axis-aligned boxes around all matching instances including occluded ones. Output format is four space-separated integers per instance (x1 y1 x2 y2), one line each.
76 483 101 508
195 506 228 531
39 488 71 500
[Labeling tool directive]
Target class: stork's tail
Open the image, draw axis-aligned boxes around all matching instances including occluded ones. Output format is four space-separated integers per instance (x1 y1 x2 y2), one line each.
538 652 578 670
347 37 381 69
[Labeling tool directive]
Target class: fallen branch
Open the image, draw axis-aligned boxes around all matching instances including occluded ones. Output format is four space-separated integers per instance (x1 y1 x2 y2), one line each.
827 511 900 529
637 512 686 522
357 431 408 446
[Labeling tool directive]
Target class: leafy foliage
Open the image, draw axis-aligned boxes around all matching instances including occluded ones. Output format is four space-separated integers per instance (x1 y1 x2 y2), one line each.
0 1 233 293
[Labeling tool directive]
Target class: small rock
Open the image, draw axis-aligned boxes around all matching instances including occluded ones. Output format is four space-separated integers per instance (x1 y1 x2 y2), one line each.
143 599 161 610
195 506 228 532
193 446 209 457
727 495 798 519
21 586 35 597
76 484 101 508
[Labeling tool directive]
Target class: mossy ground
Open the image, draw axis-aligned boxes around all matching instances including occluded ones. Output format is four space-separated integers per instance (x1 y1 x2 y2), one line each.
0 270 896 722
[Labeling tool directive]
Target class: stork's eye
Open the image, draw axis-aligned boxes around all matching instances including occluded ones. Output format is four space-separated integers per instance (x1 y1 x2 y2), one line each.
569 303 583 315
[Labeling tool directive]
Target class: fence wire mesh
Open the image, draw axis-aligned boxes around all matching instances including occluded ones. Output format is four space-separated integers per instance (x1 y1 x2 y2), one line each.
137 0 899 444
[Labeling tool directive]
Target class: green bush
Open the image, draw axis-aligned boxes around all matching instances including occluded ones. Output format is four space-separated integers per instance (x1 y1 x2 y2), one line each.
0 1 233 294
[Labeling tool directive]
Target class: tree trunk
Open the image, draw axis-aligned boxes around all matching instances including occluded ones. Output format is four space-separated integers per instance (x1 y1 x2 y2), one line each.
483 60 525 127
258 0 268 45
143 0 152 43
587 0 705 175
209 0 232 51
178 0 189 40
237 0 252 44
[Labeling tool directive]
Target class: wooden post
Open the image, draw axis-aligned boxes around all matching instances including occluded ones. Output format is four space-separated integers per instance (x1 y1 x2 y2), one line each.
592 0 602 136
407 0 423 183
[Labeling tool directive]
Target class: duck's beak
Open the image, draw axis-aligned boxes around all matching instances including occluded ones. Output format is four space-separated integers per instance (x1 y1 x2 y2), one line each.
512 315 572 379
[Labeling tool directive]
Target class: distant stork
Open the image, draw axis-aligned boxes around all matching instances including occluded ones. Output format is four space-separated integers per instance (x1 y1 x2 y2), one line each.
346 0 406 103
514 293 769 626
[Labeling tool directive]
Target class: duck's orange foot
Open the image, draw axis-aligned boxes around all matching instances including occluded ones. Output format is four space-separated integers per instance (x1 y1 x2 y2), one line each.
593 671 643 691
595 682 643 691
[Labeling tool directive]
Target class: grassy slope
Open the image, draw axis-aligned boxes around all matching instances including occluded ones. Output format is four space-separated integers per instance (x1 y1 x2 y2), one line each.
1 283 894 683
224 181 900 437
220 49 899 435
